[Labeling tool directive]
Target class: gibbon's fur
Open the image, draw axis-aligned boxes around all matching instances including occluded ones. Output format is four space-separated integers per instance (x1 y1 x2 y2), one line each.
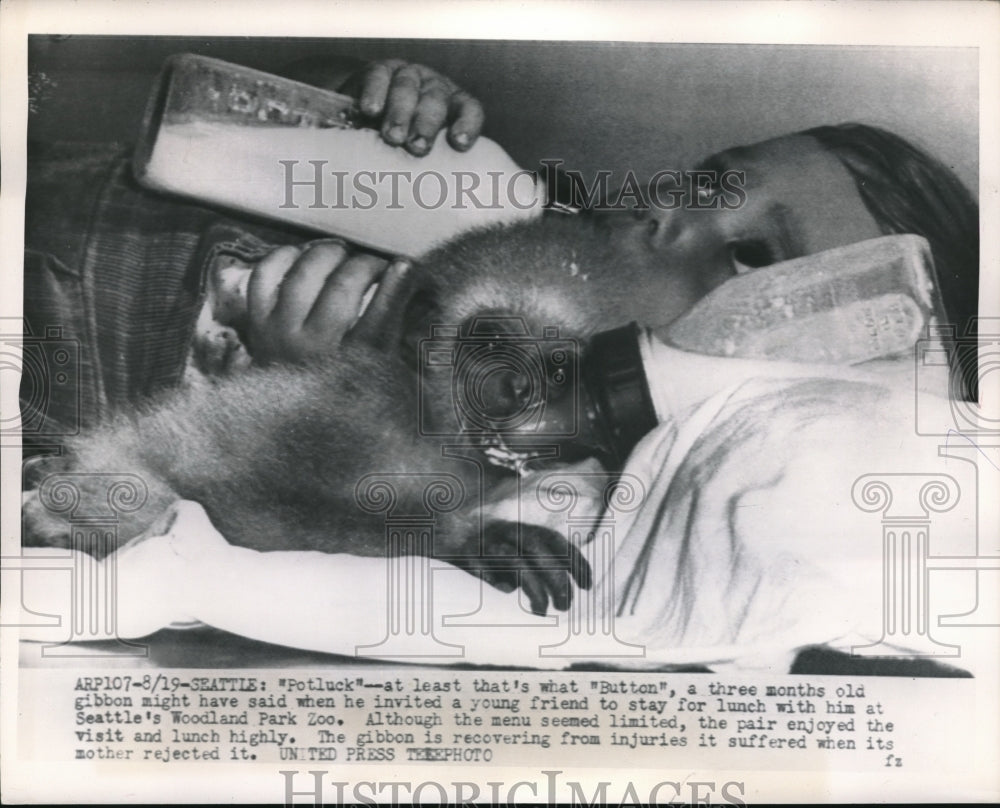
23 214 670 611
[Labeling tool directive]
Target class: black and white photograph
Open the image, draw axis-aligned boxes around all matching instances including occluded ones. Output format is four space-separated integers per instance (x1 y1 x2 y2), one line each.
2 0 998 803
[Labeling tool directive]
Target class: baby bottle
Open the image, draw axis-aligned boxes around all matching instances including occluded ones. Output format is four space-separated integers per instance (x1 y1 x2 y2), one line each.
133 54 546 258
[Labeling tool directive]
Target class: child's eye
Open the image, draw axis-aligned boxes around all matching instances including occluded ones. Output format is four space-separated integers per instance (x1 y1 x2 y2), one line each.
728 240 774 274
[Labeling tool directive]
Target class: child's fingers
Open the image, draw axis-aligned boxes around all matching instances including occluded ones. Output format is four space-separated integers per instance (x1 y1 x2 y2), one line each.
447 90 485 150
306 253 388 337
381 64 422 146
271 241 348 331
347 60 483 154
355 59 403 117
347 259 413 347
246 245 302 327
407 80 451 155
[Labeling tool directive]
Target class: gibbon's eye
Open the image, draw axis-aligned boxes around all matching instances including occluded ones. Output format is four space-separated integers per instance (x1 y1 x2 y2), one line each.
728 239 774 275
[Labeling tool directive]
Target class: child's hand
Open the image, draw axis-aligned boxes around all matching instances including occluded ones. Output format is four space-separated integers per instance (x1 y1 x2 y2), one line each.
246 241 412 365
339 59 485 156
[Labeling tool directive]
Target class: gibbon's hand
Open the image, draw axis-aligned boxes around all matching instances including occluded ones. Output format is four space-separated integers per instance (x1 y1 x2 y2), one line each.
338 59 485 155
454 522 593 616
246 240 412 365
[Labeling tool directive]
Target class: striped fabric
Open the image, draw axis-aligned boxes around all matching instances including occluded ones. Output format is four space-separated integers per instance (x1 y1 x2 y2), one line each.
22 141 300 448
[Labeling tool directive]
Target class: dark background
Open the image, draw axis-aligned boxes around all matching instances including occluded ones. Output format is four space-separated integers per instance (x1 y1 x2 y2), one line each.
27 36 979 193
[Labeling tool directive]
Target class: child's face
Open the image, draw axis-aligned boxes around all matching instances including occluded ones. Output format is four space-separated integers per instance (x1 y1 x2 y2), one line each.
599 133 885 329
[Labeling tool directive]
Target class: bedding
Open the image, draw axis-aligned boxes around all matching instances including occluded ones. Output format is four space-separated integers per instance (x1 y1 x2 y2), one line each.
20 353 985 675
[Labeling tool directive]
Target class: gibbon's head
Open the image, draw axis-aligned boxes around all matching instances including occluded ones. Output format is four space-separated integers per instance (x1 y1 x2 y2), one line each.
405 213 701 459
409 212 703 342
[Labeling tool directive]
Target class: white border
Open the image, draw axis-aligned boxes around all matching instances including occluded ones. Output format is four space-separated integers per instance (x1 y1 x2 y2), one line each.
2 1 998 804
